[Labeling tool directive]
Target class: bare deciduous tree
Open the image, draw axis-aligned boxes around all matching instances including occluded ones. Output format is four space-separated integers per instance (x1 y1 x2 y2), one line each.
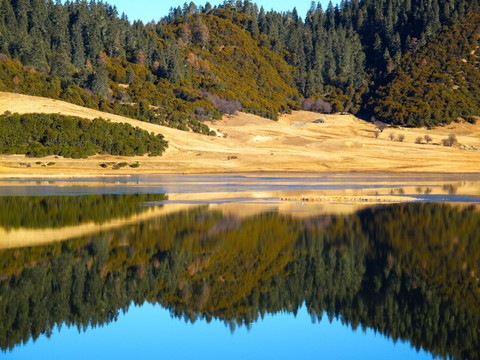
208 94 241 117
442 133 457 146
302 98 332 114
193 18 210 46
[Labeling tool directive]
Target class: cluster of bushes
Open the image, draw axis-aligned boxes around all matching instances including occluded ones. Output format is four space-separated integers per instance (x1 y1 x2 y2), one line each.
302 97 332 114
0 113 168 158
100 161 140 169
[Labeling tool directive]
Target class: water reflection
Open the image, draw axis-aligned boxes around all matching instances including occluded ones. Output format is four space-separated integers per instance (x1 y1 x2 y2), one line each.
0 200 479 359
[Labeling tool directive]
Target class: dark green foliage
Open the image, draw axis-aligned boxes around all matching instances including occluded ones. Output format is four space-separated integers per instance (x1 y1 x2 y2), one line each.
0 113 168 158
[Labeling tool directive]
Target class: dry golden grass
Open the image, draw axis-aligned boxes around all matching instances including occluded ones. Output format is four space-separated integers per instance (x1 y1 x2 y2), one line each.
0 91 479 177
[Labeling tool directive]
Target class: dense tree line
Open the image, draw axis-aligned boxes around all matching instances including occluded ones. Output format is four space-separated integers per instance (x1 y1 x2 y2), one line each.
0 112 168 157
1 202 479 358
1 0 479 127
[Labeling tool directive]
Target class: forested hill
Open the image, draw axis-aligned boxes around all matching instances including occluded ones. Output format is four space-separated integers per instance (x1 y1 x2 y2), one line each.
372 12 480 127
0 0 479 128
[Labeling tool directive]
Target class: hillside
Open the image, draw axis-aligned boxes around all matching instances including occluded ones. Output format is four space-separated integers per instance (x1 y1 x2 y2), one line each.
1 0 480 127
373 12 480 127
0 1 299 130
1 92 479 176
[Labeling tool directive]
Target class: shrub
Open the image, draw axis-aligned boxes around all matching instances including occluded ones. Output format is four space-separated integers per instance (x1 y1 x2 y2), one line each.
464 116 477 124
442 134 457 147
374 121 388 132
397 134 405 142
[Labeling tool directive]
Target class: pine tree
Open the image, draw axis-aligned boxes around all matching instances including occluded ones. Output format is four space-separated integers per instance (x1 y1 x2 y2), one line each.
50 49 75 81
91 56 109 96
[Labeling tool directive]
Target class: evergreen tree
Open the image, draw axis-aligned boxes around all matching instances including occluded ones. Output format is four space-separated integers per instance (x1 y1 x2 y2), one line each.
91 57 109 96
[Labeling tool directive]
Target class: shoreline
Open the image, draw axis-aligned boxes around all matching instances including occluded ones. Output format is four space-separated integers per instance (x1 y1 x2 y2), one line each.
1 169 480 180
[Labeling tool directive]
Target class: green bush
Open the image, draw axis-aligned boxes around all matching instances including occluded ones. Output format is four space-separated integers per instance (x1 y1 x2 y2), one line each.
0 113 168 158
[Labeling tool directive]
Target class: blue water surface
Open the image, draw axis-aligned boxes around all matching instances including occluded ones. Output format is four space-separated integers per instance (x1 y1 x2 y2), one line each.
4 303 433 360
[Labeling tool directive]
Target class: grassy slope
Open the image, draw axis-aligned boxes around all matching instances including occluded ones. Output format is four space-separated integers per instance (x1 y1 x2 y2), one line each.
0 91 479 176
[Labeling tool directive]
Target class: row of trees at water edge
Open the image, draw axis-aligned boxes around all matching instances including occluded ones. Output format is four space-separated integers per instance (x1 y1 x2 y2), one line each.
1 0 480 127
0 202 479 358
0 112 168 158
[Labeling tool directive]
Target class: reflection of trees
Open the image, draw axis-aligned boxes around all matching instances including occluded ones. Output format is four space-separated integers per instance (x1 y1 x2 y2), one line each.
1 203 479 359
0 194 166 229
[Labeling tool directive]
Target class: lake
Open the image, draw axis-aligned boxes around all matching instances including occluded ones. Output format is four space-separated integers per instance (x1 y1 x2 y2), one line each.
0 173 479 359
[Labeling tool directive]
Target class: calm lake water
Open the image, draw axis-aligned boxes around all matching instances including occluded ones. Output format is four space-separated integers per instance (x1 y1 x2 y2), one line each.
1 174 479 359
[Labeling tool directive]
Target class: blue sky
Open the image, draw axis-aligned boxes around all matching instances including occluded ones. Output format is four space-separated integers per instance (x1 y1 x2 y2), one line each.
103 0 337 23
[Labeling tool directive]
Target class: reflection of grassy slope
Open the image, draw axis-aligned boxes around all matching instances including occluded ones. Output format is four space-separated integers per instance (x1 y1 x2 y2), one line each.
0 193 166 229
0 203 479 358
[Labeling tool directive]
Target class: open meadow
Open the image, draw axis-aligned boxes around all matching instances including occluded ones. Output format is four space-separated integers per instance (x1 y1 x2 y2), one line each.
0 92 479 177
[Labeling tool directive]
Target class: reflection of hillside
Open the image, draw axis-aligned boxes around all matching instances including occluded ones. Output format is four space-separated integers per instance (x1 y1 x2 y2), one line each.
1 203 479 359
0 194 168 229
0 203 202 249
0 194 166 248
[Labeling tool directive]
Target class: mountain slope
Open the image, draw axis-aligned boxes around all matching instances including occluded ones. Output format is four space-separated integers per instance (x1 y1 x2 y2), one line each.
2 0 480 128
373 13 480 127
